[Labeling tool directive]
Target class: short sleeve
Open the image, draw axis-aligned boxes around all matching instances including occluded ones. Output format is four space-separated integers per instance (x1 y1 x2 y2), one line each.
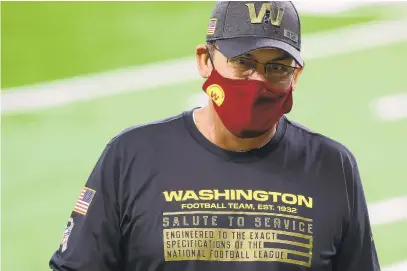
49 140 123 271
332 153 381 271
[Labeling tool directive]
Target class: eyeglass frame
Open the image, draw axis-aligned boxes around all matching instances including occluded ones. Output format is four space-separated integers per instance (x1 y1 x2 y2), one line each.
206 43 300 82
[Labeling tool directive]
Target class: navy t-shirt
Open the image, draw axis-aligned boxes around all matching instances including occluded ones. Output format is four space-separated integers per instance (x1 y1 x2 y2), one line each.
50 109 380 271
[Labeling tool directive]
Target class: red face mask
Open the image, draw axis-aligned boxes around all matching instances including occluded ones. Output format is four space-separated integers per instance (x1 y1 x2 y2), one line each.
202 68 294 138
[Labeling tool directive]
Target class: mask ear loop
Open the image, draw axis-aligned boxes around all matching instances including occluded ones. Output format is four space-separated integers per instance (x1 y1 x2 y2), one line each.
205 45 216 71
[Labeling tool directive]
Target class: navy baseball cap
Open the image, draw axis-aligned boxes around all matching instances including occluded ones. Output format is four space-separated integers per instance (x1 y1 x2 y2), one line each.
206 1 304 67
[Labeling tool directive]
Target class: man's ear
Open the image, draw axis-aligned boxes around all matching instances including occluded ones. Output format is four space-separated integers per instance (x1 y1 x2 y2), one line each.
292 66 304 90
196 44 212 78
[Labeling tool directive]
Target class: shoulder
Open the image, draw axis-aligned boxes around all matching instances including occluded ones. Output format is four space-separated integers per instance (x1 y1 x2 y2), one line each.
94 111 189 175
94 111 189 163
284 117 358 167
108 111 187 147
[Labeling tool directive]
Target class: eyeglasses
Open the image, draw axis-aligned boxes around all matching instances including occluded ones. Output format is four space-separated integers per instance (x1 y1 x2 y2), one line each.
228 57 298 83
208 45 298 84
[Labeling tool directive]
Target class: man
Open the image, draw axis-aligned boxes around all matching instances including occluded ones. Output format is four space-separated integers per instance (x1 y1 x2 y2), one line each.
50 1 380 271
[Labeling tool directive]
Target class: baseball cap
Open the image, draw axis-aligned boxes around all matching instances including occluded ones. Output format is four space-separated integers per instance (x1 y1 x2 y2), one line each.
206 1 304 67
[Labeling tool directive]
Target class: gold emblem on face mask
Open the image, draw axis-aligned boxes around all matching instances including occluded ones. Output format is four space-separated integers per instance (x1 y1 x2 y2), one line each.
206 84 225 106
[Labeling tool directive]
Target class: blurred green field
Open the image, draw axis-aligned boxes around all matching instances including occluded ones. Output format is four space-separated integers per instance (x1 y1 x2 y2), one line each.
1 1 386 89
2 2 407 271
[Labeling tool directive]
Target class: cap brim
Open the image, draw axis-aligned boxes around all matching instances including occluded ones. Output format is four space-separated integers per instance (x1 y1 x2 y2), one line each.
216 37 304 67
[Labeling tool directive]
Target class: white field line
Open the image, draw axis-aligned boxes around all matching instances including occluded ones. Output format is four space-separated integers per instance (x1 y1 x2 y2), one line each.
384 260 407 271
369 196 407 226
1 57 198 114
372 93 407 121
357 196 407 270
2 19 407 114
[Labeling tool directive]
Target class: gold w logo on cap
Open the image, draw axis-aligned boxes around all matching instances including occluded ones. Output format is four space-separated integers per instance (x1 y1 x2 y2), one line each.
245 3 284 26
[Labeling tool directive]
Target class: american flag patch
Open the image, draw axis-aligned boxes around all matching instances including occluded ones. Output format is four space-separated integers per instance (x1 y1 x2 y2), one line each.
73 187 96 215
207 18 217 35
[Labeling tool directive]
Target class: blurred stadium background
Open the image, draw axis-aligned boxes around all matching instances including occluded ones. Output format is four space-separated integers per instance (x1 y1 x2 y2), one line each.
1 1 407 270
